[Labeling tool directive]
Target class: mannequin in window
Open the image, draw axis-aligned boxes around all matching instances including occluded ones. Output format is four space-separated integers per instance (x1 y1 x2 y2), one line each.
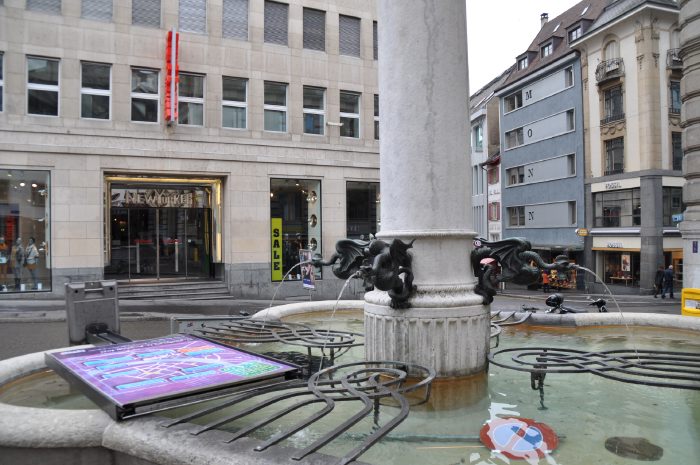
0 237 8 289
25 237 39 290
10 238 24 291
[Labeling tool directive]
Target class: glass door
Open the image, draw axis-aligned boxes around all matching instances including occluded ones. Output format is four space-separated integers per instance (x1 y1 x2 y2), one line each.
129 208 158 279
158 208 186 278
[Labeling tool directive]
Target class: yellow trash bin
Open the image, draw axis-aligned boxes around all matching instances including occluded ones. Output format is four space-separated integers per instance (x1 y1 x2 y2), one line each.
681 288 700 317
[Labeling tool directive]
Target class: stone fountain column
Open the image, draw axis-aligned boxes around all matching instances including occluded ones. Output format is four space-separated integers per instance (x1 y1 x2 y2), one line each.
679 0 700 288
364 0 489 377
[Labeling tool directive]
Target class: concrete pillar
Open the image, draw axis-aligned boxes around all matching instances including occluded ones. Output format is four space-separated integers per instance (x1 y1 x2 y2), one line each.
679 0 700 288
640 176 664 293
365 0 489 377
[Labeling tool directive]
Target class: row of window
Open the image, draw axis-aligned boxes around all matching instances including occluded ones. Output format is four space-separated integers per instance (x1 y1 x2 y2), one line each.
7 56 380 139
21 0 379 60
601 81 680 125
604 133 683 175
504 109 575 150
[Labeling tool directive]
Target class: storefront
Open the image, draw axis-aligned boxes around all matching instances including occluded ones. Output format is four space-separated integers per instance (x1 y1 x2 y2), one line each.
0 169 51 293
103 176 223 281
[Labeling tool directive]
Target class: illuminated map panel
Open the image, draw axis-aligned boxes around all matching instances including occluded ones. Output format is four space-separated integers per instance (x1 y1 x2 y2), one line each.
46 334 298 420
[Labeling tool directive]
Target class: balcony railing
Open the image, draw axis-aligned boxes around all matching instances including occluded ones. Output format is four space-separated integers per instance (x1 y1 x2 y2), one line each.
604 168 624 176
601 112 625 125
596 58 625 83
667 49 682 69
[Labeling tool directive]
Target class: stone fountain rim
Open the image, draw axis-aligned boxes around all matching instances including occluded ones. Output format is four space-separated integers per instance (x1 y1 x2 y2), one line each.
0 300 696 464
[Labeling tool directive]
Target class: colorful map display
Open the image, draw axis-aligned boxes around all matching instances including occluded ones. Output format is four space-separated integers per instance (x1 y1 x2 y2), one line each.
47 334 297 407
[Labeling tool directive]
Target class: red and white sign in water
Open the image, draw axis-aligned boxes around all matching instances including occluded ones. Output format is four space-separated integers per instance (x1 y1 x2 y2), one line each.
480 416 559 461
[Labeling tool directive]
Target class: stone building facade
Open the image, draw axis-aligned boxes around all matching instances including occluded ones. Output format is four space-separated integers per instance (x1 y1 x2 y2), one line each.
572 0 683 292
0 0 380 299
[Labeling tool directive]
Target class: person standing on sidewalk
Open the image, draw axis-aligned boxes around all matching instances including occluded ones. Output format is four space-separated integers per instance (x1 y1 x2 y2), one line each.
653 265 664 298
661 265 675 299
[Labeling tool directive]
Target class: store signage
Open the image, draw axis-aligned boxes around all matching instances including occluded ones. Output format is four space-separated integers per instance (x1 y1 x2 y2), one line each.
122 190 195 208
672 213 684 222
605 182 622 190
271 218 283 281
607 242 624 248
575 228 589 237
165 28 180 123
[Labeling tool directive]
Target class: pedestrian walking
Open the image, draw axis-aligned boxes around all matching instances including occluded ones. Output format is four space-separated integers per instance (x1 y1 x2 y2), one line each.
653 265 664 298
541 271 550 293
661 265 675 299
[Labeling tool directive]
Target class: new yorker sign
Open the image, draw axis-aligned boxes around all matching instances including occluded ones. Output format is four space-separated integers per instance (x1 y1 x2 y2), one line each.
111 188 209 208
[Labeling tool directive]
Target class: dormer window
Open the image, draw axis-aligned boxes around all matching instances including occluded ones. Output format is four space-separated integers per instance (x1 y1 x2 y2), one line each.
518 56 528 70
541 42 553 58
569 26 582 42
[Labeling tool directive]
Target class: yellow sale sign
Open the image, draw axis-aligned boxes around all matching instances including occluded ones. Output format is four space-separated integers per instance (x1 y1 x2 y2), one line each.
271 218 283 281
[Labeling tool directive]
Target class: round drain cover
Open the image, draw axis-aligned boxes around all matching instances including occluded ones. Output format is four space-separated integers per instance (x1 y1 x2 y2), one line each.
480 416 558 460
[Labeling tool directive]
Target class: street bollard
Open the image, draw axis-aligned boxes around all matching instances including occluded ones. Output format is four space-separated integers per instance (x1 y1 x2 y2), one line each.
65 280 120 344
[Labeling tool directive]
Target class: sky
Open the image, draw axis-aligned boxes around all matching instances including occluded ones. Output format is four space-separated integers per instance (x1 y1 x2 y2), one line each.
467 0 583 94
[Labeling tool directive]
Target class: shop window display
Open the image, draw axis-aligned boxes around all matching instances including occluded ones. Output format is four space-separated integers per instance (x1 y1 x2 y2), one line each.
346 181 379 239
0 169 50 292
270 179 321 282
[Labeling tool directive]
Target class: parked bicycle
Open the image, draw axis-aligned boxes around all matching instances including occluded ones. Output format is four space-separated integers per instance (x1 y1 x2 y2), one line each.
544 293 608 314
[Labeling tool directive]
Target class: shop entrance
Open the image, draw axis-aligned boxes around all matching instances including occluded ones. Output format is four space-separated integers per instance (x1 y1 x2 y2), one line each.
105 182 215 281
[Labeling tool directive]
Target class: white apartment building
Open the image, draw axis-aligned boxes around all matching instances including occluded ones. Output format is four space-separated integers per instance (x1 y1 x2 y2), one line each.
0 0 380 299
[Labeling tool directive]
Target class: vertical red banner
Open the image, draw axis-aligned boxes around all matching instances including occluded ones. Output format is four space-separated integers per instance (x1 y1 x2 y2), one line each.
165 30 180 123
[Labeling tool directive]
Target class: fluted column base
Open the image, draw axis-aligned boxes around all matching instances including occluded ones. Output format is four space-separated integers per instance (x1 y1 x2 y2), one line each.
364 291 489 377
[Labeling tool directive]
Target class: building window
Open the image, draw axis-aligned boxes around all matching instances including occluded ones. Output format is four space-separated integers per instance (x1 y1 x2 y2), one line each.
179 0 206 33
222 0 248 40
303 86 325 135
504 91 523 112
504 128 523 149
82 0 112 21
222 76 247 129
663 187 684 227
264 81 287 132
264 0 288 46
0 169 52 293
565 66 574 87
373 21 378 60
339 91 360 138
506 166 524 186
270 178 322 281
670 80 681 114
472 166 484 195
303 8 325 51
488 202 500 221
594 188 640 227
346 181 380 239
604 137 624 175
508 206 525 227
517 56 528 70
567 154 576 176
566 109 575 131
131 67 159 123
568 26 581 42
473 123 483 152
487 166 499 184
603 85 624 124
80 62 111 120
672 132 682 171
27 57 59 116
0 52 4 112
374 94 379 140
27 0 61 14
178 73 204 126
132 0 161 28
339 15 361 57
604 40 619 60
541 42 553 58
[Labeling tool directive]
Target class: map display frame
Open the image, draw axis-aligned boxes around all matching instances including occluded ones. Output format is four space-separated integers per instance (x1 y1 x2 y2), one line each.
45 334 299 420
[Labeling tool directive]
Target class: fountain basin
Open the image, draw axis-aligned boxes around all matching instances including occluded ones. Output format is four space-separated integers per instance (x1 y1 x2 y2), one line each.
1 303 699 465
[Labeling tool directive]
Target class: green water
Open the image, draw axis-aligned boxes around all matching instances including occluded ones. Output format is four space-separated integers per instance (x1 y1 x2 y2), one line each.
1 315 699 465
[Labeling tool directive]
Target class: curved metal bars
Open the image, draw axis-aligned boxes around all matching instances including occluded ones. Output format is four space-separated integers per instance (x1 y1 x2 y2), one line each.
489 347 700 390
160 361 436 465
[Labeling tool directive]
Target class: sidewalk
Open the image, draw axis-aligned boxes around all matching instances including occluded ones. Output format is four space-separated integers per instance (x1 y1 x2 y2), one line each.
499 284 679 305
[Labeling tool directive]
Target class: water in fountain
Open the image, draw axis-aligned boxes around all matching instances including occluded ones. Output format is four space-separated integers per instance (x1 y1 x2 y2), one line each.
259 260 313 327
574 265 640 358
318 274 360 366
